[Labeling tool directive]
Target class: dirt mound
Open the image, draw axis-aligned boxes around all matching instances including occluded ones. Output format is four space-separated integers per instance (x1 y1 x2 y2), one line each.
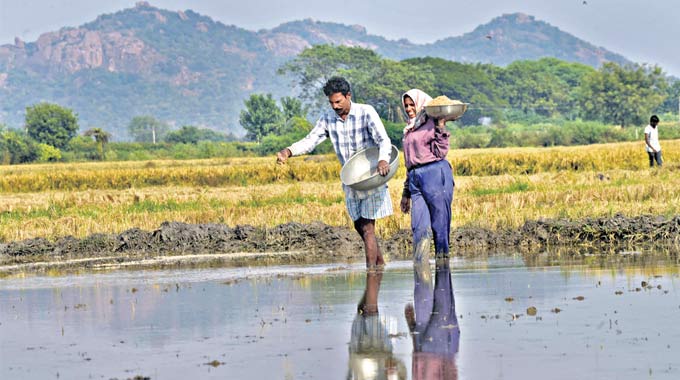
0 221 364 259
521 214 680 246
1 215 679 266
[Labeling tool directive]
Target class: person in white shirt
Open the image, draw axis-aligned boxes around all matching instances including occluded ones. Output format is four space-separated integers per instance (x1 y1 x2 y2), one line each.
644 115 662 167
276 77 393 268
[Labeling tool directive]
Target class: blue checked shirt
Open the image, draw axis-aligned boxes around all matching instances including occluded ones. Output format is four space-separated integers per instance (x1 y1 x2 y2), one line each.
288 102 392 199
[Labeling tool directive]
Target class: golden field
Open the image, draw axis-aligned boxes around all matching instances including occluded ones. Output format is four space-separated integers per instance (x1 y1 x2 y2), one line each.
1 140 679 242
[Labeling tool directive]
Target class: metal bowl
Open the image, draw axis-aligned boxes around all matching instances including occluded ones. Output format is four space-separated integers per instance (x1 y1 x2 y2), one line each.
424 103 469 119
340 145 400 191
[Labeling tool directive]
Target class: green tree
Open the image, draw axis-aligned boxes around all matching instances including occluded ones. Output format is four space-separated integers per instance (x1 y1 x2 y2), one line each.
406 58 504 125
280 45 435 122
0 130 39 164
84 128 111 160
239 94 284 143
351 59 435 122
579 63 667 127
24 102 79 149
64 135 100 161
659 79 680 114
127 116 169 143
278 45 383 111
538 58 596 120
496 60 571 118
280 97 306 121
258 116 312 155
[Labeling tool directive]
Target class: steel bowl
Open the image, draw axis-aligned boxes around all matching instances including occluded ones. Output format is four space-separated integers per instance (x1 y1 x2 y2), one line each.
340 145 400 191
424 103 469 119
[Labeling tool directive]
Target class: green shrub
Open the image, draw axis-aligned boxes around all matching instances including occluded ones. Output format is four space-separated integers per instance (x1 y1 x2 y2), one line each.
36 143 62 162
0 130 39 164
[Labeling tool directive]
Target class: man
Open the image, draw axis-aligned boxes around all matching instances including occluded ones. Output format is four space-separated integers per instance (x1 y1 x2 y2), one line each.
276 76 393 268
347 268 407 379
644 115 663 167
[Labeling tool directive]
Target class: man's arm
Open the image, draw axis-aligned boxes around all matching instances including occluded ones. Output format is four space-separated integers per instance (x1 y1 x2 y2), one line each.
276 118 328 164
644 132 656 153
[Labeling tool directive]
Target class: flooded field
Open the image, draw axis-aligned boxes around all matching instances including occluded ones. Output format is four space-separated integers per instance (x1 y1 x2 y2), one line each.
1 253 679 379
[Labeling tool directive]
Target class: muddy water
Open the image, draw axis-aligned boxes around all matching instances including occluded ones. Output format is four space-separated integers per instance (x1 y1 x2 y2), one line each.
1 254 679 380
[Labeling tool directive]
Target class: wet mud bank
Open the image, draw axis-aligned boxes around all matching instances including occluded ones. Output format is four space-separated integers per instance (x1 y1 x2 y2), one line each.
1 214 679 274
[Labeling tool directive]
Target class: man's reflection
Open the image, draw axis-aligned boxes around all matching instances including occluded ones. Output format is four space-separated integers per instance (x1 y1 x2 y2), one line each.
405 259 459 380
347 269 407 380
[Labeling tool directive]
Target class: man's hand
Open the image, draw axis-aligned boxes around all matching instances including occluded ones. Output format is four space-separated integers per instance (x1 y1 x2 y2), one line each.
400 196 410 213
276 148 291 164
377 160 390 176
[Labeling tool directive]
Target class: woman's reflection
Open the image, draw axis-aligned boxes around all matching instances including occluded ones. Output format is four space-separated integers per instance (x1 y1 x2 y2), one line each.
347 269 407 380
405 259 460 380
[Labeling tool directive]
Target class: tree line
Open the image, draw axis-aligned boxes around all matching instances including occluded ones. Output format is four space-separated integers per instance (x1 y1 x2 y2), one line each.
276 45 675 127
0 104 238 164
2 45 679 164
237 45 678 154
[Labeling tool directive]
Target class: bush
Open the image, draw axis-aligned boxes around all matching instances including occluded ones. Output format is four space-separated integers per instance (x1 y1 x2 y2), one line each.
36 143 62 162
256 116 336 156
383 121 405 149
453 129 491 149
257 131 334 156
164 126 235 144
64 135 99 161
0 130 39 164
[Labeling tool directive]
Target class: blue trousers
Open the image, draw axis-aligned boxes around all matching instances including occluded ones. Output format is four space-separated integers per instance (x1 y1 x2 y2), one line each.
413 260 460 355
407 160 454 256
647 151 663 167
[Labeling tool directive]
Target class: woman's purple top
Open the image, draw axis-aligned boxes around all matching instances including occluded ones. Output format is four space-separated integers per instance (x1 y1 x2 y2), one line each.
402 116 450 170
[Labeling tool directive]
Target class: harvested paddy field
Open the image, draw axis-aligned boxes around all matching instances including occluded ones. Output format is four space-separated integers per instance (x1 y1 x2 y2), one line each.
1 140 679 273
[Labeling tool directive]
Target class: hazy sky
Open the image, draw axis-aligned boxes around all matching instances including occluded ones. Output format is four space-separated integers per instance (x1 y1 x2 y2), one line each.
1 0 678 76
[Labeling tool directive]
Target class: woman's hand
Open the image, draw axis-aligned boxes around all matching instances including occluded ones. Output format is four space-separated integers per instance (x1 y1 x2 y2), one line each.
437 114 459 129
400 196 410 213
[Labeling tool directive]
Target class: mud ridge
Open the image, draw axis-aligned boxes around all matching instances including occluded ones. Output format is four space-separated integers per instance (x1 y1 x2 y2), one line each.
1 214 679 271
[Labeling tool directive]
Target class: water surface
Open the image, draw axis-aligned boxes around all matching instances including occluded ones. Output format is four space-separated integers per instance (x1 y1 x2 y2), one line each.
1 254 679 379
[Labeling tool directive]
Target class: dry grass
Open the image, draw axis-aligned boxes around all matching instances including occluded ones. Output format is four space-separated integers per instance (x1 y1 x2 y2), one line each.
2 140 678 192
1 140 679 242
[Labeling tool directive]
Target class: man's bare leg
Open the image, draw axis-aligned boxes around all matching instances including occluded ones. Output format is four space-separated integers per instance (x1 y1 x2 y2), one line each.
353 218 385 268
359 269 383 315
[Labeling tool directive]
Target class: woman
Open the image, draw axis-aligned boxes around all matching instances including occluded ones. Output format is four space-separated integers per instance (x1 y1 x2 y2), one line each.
404 259 460 379
400 89 456 260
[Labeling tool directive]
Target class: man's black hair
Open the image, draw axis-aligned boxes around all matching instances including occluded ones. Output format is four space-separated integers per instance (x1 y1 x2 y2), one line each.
650 115 659 123
323 76 351 96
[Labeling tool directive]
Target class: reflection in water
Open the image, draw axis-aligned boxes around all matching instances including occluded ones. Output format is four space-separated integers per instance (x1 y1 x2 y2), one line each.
3 255 679 379
347 269 407 380
406 259 459 380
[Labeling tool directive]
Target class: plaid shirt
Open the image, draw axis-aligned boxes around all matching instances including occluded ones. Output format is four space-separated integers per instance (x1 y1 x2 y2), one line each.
288 102 392 199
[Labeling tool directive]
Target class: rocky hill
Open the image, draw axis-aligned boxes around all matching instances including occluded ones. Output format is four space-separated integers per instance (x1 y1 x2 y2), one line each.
0 2 630 137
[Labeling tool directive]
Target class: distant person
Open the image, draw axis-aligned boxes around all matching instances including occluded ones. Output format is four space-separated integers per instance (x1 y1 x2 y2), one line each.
644 115 663 167
276 76 393 268
346 269 407 380
399 89 457 261
405 260 460 380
